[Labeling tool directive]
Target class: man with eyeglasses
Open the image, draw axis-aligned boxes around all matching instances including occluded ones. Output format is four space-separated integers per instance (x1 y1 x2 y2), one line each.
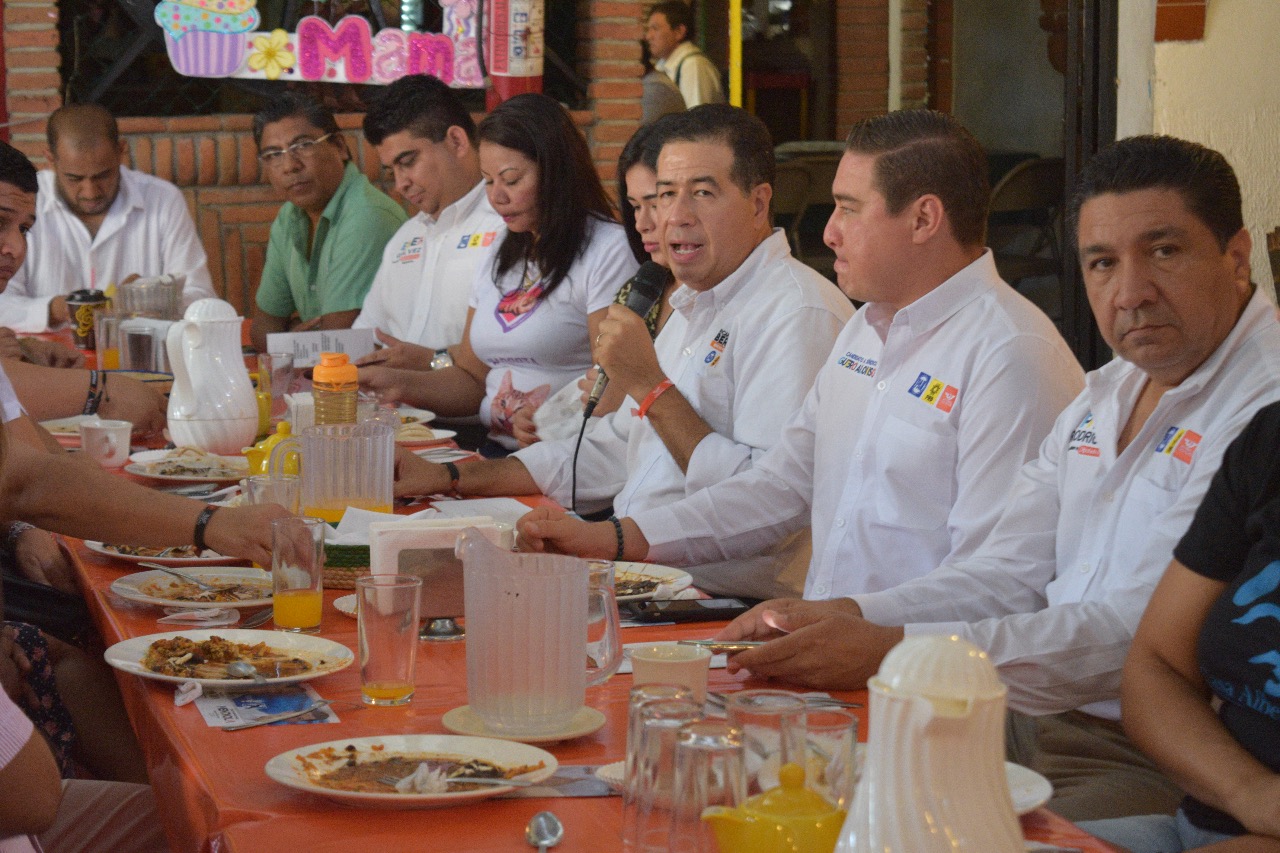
249 93 406 353
0 103 215 339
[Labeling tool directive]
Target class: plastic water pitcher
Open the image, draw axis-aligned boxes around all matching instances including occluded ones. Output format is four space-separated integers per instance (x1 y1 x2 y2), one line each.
267 421 395 523
835 635 1022 853
458 530 622 736
165 298 258 454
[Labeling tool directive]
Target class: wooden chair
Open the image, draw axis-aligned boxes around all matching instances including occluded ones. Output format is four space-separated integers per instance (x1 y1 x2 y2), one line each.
772 161 812 251
987 157 1066 288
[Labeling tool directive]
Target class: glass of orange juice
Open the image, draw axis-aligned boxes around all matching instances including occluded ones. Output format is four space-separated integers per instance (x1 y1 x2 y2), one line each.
271 516 326 633
356 574 422 706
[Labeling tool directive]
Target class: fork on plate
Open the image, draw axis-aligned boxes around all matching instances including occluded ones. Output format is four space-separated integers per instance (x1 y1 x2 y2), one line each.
706 690 862 710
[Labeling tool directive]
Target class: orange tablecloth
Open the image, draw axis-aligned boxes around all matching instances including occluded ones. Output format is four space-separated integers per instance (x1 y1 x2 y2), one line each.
70 530 1118 853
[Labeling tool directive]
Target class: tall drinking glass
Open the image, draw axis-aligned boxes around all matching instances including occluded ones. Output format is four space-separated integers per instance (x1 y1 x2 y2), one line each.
669 720 747 853
725 689 807 795
627 684 695 798
357 574 422 706
271 516 325 633
623 697 703 852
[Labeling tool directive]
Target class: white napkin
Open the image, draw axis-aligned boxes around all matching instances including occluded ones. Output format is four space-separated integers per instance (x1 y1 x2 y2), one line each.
651 583 700 601
329 506 440 545
158 608 239 627
431 497 531 527
175 681 202 706
395 763 451 794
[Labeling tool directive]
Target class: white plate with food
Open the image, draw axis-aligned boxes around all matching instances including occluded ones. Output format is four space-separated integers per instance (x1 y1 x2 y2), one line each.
395 425 456 447
125 448 248 483
84 541 242 567
39 414 100 436
265 734 557 808
110 567 273 610
612 561 694 602
103 629 353 689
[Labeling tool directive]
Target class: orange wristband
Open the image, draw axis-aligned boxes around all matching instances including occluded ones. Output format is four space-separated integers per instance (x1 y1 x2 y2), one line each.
632 379 674 418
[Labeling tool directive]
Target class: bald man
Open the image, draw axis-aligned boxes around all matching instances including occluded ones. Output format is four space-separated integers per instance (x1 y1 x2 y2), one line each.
0 104 215 332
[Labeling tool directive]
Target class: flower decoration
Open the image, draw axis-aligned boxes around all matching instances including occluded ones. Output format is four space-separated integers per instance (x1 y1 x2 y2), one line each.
248 29 295 79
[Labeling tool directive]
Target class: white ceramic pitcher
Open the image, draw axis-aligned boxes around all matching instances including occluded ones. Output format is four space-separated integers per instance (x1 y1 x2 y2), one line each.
166 299 258 454
459 529 622 736
835 635 1022 853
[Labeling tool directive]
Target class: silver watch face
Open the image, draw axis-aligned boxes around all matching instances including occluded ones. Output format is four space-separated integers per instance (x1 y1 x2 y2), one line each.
430 351 454 370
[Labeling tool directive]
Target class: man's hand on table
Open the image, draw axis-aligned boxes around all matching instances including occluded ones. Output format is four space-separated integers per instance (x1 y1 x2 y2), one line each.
714 597 902 690
98 375 167 432
358 364 417 406
12 527 77 593
516 509 650 560
0 332 84 369
356 330 435 372
203 504 292 566
392 448 452 497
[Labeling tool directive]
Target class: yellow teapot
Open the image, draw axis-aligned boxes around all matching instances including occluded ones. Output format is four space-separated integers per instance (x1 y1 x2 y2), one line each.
242 421 298 476
703 763 847 853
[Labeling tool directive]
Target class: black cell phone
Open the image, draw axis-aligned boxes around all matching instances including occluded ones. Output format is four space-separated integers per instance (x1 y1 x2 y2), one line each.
624 598 752 623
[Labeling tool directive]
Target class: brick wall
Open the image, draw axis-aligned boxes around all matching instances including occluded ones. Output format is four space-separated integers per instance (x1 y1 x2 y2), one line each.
3 0 906 310
0 0 637 316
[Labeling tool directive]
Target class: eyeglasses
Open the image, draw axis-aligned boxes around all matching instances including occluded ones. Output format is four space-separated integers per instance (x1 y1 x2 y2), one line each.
258 133 335 167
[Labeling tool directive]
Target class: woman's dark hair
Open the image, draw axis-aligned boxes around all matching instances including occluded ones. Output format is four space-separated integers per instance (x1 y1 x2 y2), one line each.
616 115 679 262
478 93 616 296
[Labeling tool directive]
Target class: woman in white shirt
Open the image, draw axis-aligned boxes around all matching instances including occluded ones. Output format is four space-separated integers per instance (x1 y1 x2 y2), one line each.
359 94 638 455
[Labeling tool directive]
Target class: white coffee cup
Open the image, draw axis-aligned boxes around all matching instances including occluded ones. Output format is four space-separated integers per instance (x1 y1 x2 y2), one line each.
79 419 132 468
629 642 714 703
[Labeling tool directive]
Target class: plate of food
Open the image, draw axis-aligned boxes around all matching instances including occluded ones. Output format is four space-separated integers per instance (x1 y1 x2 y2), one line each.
265 734 557 808
125 448 248 483
103 629 353 689
395 423 456 447
612 561 694 602
84 541 242 567
110 567 273 610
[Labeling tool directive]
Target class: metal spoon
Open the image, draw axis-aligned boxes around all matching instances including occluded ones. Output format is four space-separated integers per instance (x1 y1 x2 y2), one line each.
225 661 267 684
524 811 563 852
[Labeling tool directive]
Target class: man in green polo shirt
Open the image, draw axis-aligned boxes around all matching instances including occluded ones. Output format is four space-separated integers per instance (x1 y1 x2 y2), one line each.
249 93 406 352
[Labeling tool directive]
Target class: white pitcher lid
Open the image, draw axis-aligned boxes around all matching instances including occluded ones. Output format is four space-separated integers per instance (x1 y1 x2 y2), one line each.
870 635 1006 708
183 298 240 322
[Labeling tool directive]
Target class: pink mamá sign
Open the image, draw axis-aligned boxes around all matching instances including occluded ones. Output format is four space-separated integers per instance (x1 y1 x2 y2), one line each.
153 2 484 87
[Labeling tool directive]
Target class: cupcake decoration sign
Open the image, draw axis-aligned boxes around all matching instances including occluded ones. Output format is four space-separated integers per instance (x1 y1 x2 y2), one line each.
154 0 484 87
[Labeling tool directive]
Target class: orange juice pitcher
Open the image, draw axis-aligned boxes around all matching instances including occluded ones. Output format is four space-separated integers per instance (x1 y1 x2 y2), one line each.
268 422 395 524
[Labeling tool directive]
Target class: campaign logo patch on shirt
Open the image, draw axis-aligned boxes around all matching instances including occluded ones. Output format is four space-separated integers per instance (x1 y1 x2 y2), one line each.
703 329 729 366
494 280 546 332
457 231 497 250
907 372 960 413
1155 425 1202 464
1067 412 1100 457
836 352 877 377
393 235 424 264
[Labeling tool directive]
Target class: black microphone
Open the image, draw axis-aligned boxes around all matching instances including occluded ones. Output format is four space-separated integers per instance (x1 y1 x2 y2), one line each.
584 260 669 418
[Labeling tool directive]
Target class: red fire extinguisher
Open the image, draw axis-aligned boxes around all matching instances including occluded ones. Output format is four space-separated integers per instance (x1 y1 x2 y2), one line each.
481 0 545 108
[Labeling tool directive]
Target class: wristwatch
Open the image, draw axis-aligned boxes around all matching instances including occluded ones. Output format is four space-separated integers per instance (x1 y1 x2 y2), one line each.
429 349 454 371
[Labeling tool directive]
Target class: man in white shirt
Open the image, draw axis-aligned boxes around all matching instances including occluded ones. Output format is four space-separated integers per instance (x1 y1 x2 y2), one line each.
646 1 725 108
712 135 1280 821
353 74 503 373
0 104 214 332
394 105 853 599
520 110 1084 600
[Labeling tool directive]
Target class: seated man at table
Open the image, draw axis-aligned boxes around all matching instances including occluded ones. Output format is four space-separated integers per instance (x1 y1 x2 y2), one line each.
0 103 215 335
703 135 1280 821
353 74 503 373
518 110 1084 603
249 93 407 353
394 105 854 600
0 140 286 589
